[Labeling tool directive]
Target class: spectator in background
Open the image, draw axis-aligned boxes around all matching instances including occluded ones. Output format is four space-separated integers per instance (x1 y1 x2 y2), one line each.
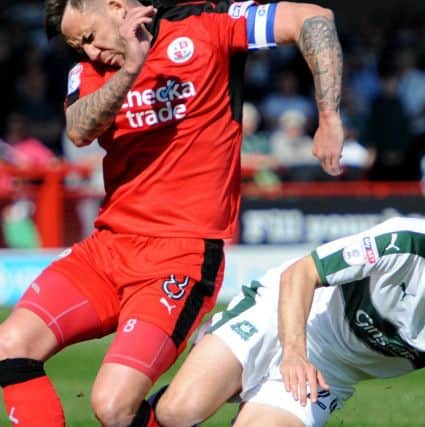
260 70 315 131
62 133 105 239
0 25 17 137
366 70 410 181
270 109 322 181
0 113 54 250
14 64 64 155
244 51 272 103
344 46 380 115
0 113 56 168
44 38 78 117
339 84 368 142
340 117 374 180
241 102 280 193
396 47 425 179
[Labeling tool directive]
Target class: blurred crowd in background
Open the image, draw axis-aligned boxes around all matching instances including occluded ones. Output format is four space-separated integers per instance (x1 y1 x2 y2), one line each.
0 0 424 246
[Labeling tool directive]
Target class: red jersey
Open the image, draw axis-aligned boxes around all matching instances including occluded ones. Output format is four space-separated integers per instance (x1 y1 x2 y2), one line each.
66 1 275 239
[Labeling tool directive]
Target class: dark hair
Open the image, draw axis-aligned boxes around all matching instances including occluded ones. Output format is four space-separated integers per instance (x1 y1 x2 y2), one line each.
45 0 85 40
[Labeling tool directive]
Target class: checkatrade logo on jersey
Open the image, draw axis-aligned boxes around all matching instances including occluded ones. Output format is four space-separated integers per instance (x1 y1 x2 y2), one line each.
167 37 194 63
121 80 197 128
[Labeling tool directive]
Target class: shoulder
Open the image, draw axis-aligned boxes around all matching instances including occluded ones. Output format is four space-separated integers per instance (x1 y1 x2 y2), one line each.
373 217 425 237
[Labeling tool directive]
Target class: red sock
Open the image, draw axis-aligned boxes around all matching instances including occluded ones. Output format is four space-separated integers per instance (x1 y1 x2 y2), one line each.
146 410 161 427
3 376 65 426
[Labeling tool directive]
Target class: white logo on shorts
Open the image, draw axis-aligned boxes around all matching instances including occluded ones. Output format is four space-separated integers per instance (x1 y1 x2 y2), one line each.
55 248 72 260
160 297 176 315
167 37 194 63
30 282 40 294
9 407 19 424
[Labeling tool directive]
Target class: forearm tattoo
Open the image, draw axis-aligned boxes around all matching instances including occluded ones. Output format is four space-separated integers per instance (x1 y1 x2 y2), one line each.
66 68 138 144
298 16 343 112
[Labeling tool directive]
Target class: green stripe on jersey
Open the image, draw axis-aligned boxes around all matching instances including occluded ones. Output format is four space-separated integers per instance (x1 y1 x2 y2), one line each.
208 280 263 332
311 250 348 286
312 230 425 285
375 230 425 258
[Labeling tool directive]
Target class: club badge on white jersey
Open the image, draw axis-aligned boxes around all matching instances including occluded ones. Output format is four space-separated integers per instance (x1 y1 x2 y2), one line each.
342 235 379 266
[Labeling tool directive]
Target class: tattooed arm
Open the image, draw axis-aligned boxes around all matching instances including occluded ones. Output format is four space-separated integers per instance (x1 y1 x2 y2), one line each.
273 2 344 176
65 6 156 147
297 15 342 114
66 69 137 146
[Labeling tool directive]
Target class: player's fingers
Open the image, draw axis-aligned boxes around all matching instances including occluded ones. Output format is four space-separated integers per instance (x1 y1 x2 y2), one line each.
297 370 309 407
322 156 341 176
127 5 157 18
289 371 299 401
306 366 318 404
123 8 156 31
317 370 329 390
329 153 343 175
282 369 291 393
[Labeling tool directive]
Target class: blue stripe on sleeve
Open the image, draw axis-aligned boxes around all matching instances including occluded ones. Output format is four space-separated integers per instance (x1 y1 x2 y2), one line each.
246 5 256 46
266 2 277 45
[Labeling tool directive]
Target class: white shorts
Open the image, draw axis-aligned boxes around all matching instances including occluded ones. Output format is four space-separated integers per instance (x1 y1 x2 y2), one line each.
209 279 341 427
243 379 338 427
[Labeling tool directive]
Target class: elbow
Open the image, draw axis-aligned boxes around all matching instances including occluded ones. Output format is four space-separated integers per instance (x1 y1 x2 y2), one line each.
295 5 336 42
275 3 335 44
321 7 334 22
302 5 334 24
279 265 293 290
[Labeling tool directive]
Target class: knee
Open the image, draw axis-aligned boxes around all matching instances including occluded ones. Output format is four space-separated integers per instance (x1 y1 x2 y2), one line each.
0 323 31 360
156 388 202 427
0 310 56 361
91 390 134 427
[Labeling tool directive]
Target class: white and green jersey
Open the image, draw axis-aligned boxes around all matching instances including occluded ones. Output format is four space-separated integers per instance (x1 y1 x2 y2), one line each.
210 217 425 405
308 216 425 398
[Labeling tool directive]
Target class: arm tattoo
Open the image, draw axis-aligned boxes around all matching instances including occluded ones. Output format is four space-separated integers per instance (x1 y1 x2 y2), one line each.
298 16 343 112
66 68 138 144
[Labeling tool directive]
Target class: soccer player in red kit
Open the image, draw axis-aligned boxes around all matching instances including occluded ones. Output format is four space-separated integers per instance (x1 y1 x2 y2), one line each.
0 0 344 426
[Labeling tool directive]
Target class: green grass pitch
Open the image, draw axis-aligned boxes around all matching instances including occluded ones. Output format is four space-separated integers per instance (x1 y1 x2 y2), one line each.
1 307 425 426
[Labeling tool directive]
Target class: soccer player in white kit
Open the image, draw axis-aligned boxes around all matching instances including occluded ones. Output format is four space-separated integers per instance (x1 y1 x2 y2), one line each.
155 216 425 427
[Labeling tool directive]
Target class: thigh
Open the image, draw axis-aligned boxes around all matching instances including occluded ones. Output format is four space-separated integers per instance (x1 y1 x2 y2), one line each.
241 379 336 427
0 307 58 360
93 319 176 415
156 334 243 425
104 318 177 383
16 267 116 349
119 261 224 358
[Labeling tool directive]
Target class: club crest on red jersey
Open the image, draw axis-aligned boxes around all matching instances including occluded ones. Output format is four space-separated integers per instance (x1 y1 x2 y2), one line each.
167 37 194 64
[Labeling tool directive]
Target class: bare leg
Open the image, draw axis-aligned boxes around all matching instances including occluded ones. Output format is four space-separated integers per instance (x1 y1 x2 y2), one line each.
156 334 243 427
91 363 153 427
0 308 59 360
0 308 64 427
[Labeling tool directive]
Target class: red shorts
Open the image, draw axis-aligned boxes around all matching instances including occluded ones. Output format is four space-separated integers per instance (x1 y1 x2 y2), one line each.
17 229 224 380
